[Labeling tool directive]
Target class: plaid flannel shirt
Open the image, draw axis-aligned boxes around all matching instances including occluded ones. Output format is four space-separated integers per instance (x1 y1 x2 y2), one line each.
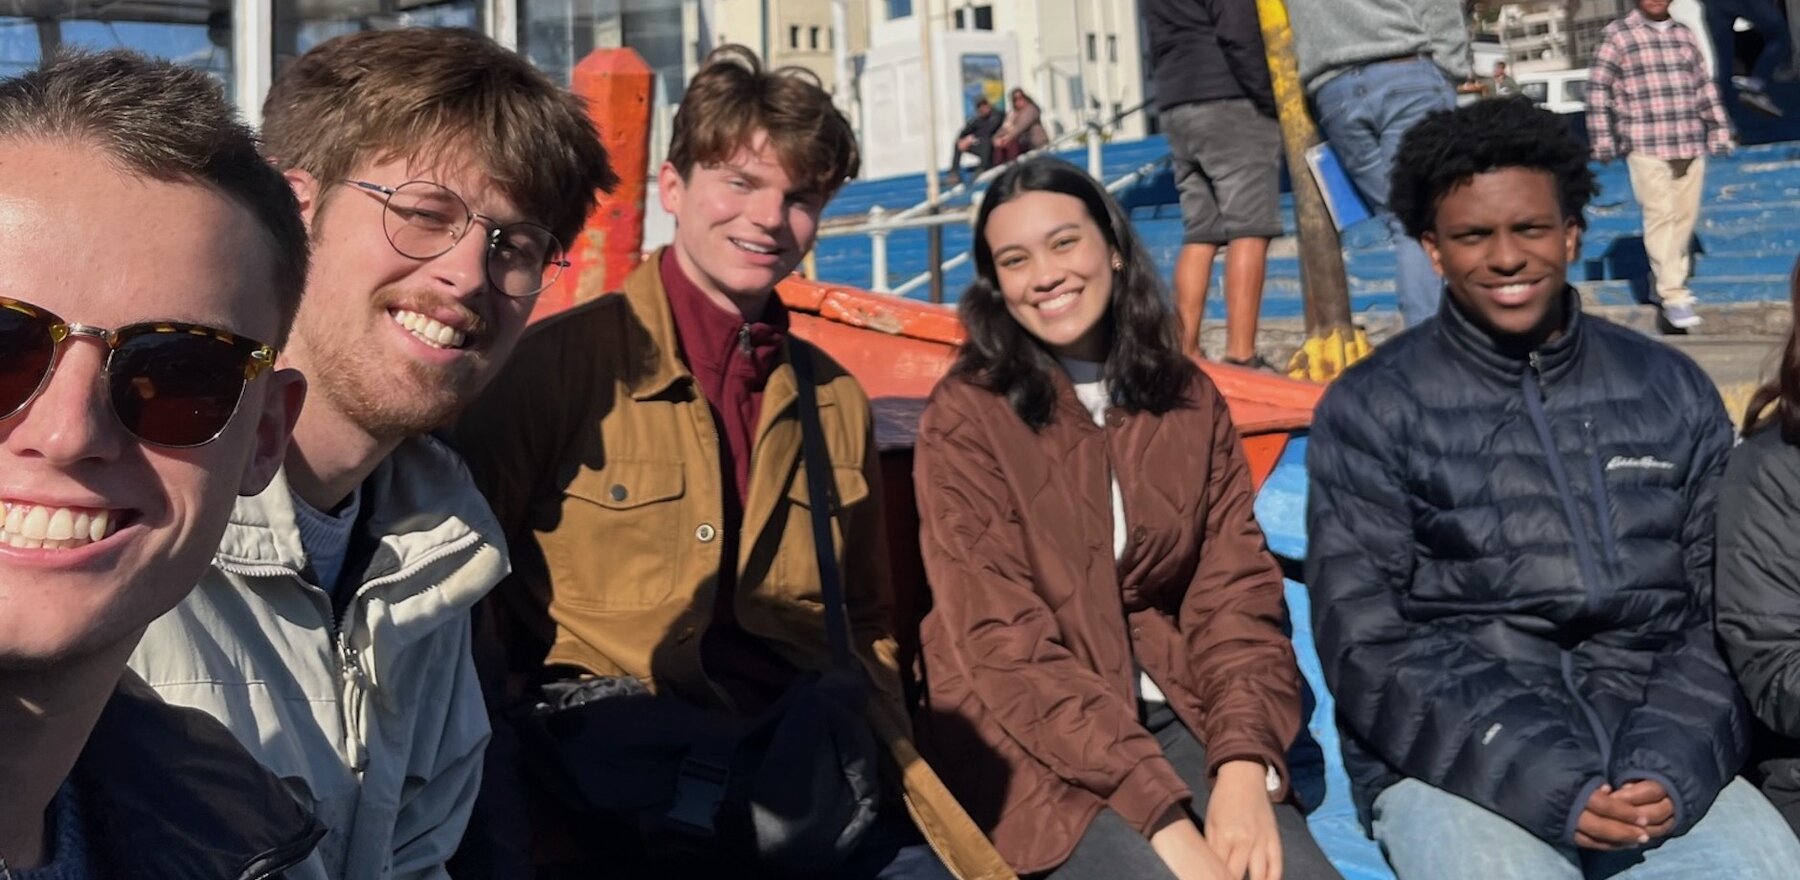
1587 10 1734 161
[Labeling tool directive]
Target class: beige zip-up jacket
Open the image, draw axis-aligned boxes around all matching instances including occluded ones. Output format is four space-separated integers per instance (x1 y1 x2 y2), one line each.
128 436 506 880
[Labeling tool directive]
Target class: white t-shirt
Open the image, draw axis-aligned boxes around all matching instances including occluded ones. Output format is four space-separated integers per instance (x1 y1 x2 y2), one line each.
1060 356 1168 704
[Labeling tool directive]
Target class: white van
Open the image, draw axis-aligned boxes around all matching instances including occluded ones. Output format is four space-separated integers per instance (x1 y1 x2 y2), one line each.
1516 68 1591 114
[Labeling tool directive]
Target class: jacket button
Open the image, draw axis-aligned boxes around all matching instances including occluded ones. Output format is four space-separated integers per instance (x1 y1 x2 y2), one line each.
1132 526 1146 542
610 484 628 501
696 523 717 543
1131 627 1142 638
677 626 696 642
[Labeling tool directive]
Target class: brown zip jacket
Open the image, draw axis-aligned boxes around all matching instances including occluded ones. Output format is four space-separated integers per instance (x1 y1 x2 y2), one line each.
913 367 1302 874
453 254 1014 880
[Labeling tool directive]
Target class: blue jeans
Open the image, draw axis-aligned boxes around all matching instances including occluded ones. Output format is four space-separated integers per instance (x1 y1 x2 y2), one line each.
1371 777 1800 880
1312 58 1456 326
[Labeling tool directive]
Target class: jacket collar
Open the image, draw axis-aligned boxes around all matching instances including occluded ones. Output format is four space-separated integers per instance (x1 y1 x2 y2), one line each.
622 249 694 401
211 435 508 685
75 674 323 880
1434 285 1585 386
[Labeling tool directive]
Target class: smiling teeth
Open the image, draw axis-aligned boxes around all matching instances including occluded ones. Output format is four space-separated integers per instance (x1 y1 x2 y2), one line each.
1496 283 1532 296
1040 291 1079 311
391 309 467 349
733 239 777 255
0 503 114 551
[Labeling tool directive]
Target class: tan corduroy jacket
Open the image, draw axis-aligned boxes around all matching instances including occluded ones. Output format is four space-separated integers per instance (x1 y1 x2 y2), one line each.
454 253 1013 880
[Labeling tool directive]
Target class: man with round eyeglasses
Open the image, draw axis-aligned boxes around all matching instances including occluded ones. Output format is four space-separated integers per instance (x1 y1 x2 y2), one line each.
125 27 616 880
0 51 322 877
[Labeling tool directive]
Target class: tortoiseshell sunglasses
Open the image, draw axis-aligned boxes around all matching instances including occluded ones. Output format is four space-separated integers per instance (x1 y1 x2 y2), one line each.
0 296 276 447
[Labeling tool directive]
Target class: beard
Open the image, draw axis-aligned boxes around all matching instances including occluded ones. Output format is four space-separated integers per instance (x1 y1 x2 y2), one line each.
291 286 491 442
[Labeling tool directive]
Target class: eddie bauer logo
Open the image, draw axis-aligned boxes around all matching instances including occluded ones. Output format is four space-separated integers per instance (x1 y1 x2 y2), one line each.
1606 455 1676 472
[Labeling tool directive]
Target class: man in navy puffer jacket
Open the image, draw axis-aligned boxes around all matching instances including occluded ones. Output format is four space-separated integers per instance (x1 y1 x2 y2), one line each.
1305 98 1800 878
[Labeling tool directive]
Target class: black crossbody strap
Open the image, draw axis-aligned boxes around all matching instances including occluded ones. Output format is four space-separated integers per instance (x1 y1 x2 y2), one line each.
788 343 855 672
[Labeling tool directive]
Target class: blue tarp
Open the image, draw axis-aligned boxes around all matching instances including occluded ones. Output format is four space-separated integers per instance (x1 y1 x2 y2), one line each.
1256 435 1397 880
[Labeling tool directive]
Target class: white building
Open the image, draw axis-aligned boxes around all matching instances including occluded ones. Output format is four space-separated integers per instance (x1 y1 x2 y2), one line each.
858 0 1149 179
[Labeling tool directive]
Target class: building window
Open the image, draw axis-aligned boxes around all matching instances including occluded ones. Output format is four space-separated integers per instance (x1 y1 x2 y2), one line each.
809 26 820 50
276 0 479 74
789 25 800 49
953 5 993 31
521 0 691 103
828 29 834 49
1106 34 1117 62
0 7 234 90
887 0 913 20
1086 33 1096 62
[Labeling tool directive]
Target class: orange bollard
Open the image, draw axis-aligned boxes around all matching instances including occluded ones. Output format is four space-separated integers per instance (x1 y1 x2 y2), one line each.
536 48 653 321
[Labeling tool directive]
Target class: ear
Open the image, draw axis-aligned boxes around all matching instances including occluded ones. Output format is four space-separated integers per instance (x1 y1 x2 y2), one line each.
239 367 306 496
284 168 322 231
657 162 684 217
1562 218 1583 267
1420 231 1446 277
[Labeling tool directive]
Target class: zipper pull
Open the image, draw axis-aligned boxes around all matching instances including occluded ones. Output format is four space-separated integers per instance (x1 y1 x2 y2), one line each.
1528 350 1543 376
738 323 753 357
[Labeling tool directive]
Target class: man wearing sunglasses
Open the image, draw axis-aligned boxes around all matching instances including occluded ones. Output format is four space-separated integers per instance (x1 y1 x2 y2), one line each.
0 52 319 875
124 27 616 880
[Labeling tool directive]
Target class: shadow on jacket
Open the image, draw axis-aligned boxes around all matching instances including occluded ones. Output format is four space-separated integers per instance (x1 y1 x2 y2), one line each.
77 673 323 879
1717 424 1800 836
1306 290 1747 846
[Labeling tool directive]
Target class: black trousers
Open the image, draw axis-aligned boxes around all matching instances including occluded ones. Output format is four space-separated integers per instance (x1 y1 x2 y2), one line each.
1043 703 1342 880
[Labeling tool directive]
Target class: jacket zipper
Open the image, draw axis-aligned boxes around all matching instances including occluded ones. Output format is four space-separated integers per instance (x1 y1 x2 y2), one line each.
1581 419 1620 566
213 530 485 776
1522 353 1614 768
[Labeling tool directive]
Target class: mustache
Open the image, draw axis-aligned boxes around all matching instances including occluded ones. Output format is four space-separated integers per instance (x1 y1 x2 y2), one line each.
376 288 487 338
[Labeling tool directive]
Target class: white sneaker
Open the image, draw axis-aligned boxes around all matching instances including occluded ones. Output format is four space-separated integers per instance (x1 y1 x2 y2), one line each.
1662 301 1703 329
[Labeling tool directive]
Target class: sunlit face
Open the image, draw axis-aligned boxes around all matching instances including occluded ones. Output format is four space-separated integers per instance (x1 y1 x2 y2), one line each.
0 139 300 668
283 152 539 441
984 190 1117 361
658 131 825 311
1422 167 1581 343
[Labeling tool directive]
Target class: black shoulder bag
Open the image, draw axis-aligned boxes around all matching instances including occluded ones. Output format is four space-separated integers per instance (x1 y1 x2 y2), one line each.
521 344 882 875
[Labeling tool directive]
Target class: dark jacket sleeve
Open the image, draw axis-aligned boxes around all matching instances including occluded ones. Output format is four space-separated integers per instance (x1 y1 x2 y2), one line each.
1206 0 1277 117
1719 429 1800 740
1609 378 1748 836
444 317 585 880
916 383 1190 836
1180 380 1301 795
1305 375 1603 845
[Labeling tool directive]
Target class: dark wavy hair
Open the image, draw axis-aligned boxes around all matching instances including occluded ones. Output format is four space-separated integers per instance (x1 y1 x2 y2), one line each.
1743 256 1800 441
1391 97 1598 240
952 158 1195 429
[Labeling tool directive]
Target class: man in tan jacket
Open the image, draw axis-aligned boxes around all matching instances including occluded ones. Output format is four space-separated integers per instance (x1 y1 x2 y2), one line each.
454 45 1012 880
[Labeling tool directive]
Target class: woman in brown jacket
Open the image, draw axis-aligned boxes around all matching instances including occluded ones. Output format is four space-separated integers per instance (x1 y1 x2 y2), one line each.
913 159 1338 880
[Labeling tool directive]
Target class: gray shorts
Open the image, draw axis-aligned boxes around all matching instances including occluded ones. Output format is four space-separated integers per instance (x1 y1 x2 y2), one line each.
1163 98 1284 245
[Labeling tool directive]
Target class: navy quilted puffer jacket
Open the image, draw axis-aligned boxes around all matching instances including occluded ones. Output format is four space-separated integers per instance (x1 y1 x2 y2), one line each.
1305 291 1747 845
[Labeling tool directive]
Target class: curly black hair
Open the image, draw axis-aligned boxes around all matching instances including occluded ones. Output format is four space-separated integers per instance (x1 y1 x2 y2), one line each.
1390 97 1598 240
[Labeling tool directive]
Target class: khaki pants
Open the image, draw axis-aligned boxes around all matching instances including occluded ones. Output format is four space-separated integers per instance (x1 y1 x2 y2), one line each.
1626 153 1707 308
